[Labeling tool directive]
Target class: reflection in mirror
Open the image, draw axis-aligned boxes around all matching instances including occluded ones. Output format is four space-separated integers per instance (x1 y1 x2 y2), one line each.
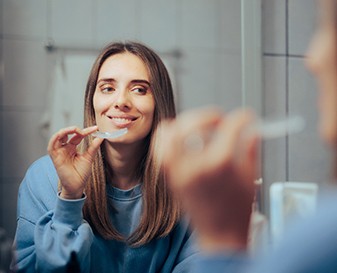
0 1 258 271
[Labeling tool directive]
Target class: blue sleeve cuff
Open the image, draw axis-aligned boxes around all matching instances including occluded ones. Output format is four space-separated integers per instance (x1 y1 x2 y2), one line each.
52 192 86 230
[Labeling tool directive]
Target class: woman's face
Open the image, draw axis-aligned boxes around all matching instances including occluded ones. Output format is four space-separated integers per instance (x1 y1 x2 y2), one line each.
93 52 155 144
306 0 337 145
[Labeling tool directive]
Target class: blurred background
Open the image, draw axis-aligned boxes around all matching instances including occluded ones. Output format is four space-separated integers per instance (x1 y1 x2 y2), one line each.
0 0 329 245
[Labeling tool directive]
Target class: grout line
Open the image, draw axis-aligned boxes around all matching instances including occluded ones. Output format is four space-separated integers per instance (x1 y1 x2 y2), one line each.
264 53 306 58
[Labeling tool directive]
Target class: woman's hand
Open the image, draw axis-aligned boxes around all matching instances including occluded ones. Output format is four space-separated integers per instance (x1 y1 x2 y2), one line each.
47 126 104 199
161 107 260 252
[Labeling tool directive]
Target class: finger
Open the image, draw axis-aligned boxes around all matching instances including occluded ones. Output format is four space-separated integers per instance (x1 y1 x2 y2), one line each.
48 126 80 152
206 109 256 168
160 108 225 191
174 106 223 136
82 125 99 135
82 137 104 161
236 134 260 205
244 133 261 181
164 109 224 164
160 120 192 190
67 126 98 146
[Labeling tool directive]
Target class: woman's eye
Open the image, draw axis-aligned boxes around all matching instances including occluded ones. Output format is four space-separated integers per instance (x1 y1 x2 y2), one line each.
132 87 148 95
101 86 114 93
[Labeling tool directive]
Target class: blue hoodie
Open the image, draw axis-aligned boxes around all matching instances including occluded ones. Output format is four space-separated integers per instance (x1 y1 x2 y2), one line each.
12 155 199 273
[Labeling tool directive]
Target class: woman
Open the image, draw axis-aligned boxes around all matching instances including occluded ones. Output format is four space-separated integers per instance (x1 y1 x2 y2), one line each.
161 0 337 272
12 42 198 273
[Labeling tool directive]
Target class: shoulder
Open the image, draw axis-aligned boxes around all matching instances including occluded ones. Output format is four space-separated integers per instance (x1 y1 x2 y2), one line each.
16 155 59 221
27 154 56 173
19 155 59 205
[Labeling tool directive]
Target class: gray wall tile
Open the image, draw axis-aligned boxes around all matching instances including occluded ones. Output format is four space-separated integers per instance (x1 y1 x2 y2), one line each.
288 57 330 182
2 39 48 108
50 0 95 47
3 0 47 38
95 0 139 46
216 52 242 111
262 0 286 55
288 0 316 56
139 0 178 52
263 56 286 117
1 110 47 179
219 0 241 53
181 0 219 49
179 49 217 110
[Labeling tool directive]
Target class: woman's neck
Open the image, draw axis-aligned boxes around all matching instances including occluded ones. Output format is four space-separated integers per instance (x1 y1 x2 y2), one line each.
104 141 146 190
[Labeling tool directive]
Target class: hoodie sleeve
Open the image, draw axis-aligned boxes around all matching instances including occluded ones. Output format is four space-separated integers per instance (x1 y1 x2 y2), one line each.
11 156 93 273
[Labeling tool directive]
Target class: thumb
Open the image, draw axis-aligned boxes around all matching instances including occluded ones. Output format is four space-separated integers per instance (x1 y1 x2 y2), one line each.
84 137 104 160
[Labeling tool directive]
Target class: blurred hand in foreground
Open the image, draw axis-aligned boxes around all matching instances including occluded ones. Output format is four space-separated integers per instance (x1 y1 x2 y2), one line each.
161 107 260 252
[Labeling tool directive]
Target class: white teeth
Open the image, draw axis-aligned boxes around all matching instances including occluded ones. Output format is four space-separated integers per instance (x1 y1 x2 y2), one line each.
112 117 132 124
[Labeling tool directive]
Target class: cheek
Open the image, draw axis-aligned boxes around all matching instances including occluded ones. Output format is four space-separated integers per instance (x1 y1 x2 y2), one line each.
93 93 105 113
93 93 99 111
140 99 156 130
92 93 107 126
139 96 155 118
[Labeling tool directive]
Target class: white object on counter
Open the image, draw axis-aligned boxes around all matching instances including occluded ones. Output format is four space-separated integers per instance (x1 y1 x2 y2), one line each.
270 182 318 246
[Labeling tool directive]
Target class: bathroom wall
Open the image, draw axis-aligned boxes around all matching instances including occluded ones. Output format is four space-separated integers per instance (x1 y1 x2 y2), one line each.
0 0 242 238
261 0 330 216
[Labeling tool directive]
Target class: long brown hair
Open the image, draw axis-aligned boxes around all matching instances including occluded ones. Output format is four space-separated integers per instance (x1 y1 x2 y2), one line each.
81 41 180 246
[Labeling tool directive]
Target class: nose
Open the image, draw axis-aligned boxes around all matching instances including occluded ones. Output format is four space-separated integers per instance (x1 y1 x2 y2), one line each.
113 89 132 110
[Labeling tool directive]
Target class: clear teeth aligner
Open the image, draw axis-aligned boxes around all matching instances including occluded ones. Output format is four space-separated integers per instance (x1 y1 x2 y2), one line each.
91 128 128 139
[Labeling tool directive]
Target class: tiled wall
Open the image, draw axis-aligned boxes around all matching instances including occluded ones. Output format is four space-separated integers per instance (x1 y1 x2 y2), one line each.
261 0 331 216
0 0 242 238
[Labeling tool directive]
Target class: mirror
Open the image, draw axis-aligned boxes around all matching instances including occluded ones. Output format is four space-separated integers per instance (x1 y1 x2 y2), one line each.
0 1 262 240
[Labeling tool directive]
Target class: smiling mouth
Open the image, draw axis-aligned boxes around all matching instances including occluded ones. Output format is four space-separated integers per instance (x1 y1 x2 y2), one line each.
108 116 137 126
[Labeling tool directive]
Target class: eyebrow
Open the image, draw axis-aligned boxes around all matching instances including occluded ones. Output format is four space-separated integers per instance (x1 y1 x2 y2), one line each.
97 78 151 86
